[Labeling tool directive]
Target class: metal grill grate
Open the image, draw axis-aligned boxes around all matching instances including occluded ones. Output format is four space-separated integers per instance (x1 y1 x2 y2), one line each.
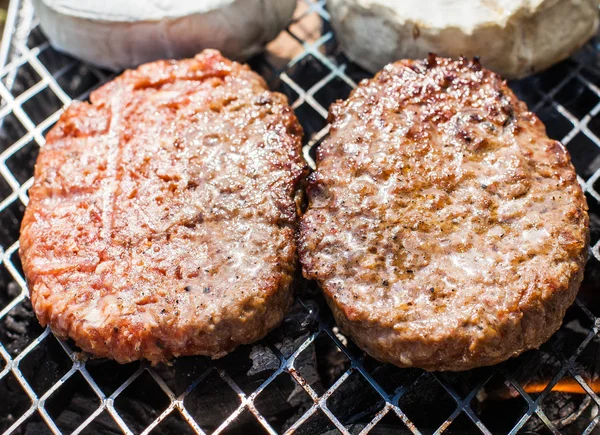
1 0 600 434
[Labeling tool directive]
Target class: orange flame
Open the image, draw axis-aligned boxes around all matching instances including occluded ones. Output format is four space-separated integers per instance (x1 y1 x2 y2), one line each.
523 378 599 395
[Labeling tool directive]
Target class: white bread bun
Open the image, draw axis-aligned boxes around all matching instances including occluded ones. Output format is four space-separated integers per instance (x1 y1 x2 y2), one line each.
327 0 599 79
33 0 297 70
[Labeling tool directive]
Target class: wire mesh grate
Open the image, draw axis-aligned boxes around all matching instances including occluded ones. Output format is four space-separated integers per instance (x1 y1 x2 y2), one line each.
0 0 600 434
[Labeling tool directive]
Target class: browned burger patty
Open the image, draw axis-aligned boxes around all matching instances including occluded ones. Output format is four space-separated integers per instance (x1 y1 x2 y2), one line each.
19 50 305 364
299 56 589 371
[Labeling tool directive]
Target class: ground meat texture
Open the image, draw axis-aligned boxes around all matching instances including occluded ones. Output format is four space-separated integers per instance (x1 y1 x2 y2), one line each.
299 56 589 371
19 50 305 364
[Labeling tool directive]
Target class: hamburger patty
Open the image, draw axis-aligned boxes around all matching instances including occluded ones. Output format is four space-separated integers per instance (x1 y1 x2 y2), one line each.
19 50 305 364
299 56 589 371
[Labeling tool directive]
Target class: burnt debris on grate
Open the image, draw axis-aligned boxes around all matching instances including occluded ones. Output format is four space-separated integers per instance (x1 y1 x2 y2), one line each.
0 298 44 358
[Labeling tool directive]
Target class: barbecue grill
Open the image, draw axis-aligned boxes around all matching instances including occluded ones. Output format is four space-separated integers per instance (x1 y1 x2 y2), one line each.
1 1 600 434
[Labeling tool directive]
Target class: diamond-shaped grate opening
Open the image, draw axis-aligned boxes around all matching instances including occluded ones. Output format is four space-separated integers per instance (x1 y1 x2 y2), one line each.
363 355 422 397
79 410 123 435
287 55 331 91
0 261 22 313
149 410 196 435
574 329 600 385
536 102 575 140
37 46 74 76
44 371 100 433
2 1 600 434
555 77 600 119
84 359 140 397
586 193 600 246
293 408 339 435
153 356 211 397
56 64 100 99
0 199 25 250
113 370 171 434
565 132 600 179
0 175 12 204
18 333 72 397
20 86 63 126
506 349 564 402
313 76 353 111
435 367 494 402
2 61 42 98
471 372 529 433
518 414 554 435
184 369 242 432
294 102 327 144
0 298 44 358
0 371 33 432
549 301 595 361
444 412 481 435
219 407 270 435
5 139 39 185
13 409 53 435
294 331 350 397
397 373 457 434
327 370 385 432
254 371 313 433
536 373 598 433
534 61 577 93
369 410 412 434
0 112 27 153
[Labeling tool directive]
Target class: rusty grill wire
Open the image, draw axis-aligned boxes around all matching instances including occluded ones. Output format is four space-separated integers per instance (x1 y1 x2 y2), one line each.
1 0 600 434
